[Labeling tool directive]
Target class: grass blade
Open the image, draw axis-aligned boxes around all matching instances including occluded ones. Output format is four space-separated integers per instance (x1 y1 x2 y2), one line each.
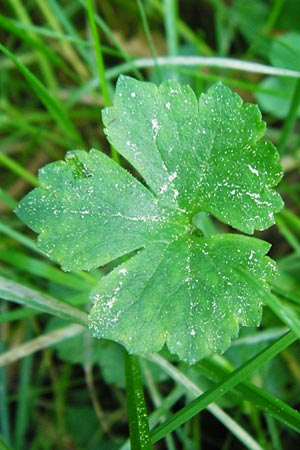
0 325 84 367
85 0 119 163
136 0 161 81
149 330 299 443
0 44 83 146
0 275 88 326
239 268 300 340
0 249 94 291
0 322 11 446
198 357 300 433
163 0 178 57
147 354 265 450
0 308 39 324
8 0 57 90
79 0 142 80
36 0 89 81
105 55 300 79
0 14 63 67
14 334 33 450
85 0 110 107
0 153 38 186
0 435 13 450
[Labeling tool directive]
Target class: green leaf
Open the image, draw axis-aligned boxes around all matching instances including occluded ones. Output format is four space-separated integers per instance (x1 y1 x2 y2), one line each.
257 77 300 119
16 149 186 271
103 77 283 233
16 76 283 364
89 235 275 364
269 32 300 71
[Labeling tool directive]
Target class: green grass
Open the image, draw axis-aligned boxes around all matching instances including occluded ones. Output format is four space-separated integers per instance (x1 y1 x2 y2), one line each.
1 1 300 449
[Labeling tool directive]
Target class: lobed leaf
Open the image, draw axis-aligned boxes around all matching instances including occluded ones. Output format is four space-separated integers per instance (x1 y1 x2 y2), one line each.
89 235 276 364
16 149 186 271
103 76 283 233
16 76 283 363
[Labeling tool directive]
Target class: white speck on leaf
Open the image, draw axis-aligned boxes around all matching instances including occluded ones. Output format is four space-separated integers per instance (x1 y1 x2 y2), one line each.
248 164 259 176
168 172 177 182
107 297 117 309
151 118 161 138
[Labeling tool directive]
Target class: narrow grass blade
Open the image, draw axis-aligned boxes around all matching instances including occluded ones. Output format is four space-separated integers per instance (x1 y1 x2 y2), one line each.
271 284 300 307
0 308 39 324
239 268 300 340
85 0 119 164
0 221 43 254
0 276 88 326
0 14 63 67
0 189 17 210
0 153 38 186
125 354 152 450
149 0 212 55
0 325 11 445
36 0 89 81
0 324 84 367
163 0 178 57
47 0 92 65
120 386 184 450
136 0 161 81
8 0 57 90
276 214 300 252
141 359 176 449
85 0 110 107
14 334 33 450
149 331 298 443
147 354 265 450
105 56 300 79
0 249 94 291
0 435 13 450
0 44 83 145
279 209 300 237
197 357 300 433
266 294 300 339
0 16 90 49
79 0 142 80
265 415 284 450
0 222 97 287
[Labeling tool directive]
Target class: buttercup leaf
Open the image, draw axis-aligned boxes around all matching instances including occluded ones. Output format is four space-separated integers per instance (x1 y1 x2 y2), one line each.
16 76 283 364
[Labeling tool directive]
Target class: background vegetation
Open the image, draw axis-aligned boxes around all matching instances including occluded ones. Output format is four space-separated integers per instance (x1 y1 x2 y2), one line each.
1 0 300 449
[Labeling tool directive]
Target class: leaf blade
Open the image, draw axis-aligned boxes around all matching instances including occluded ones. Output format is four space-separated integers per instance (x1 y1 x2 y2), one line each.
16 76 284 363
90 234 276 364
16 149 186 271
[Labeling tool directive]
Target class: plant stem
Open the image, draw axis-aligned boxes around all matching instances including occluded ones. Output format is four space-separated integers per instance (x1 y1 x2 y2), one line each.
125 354 152 449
